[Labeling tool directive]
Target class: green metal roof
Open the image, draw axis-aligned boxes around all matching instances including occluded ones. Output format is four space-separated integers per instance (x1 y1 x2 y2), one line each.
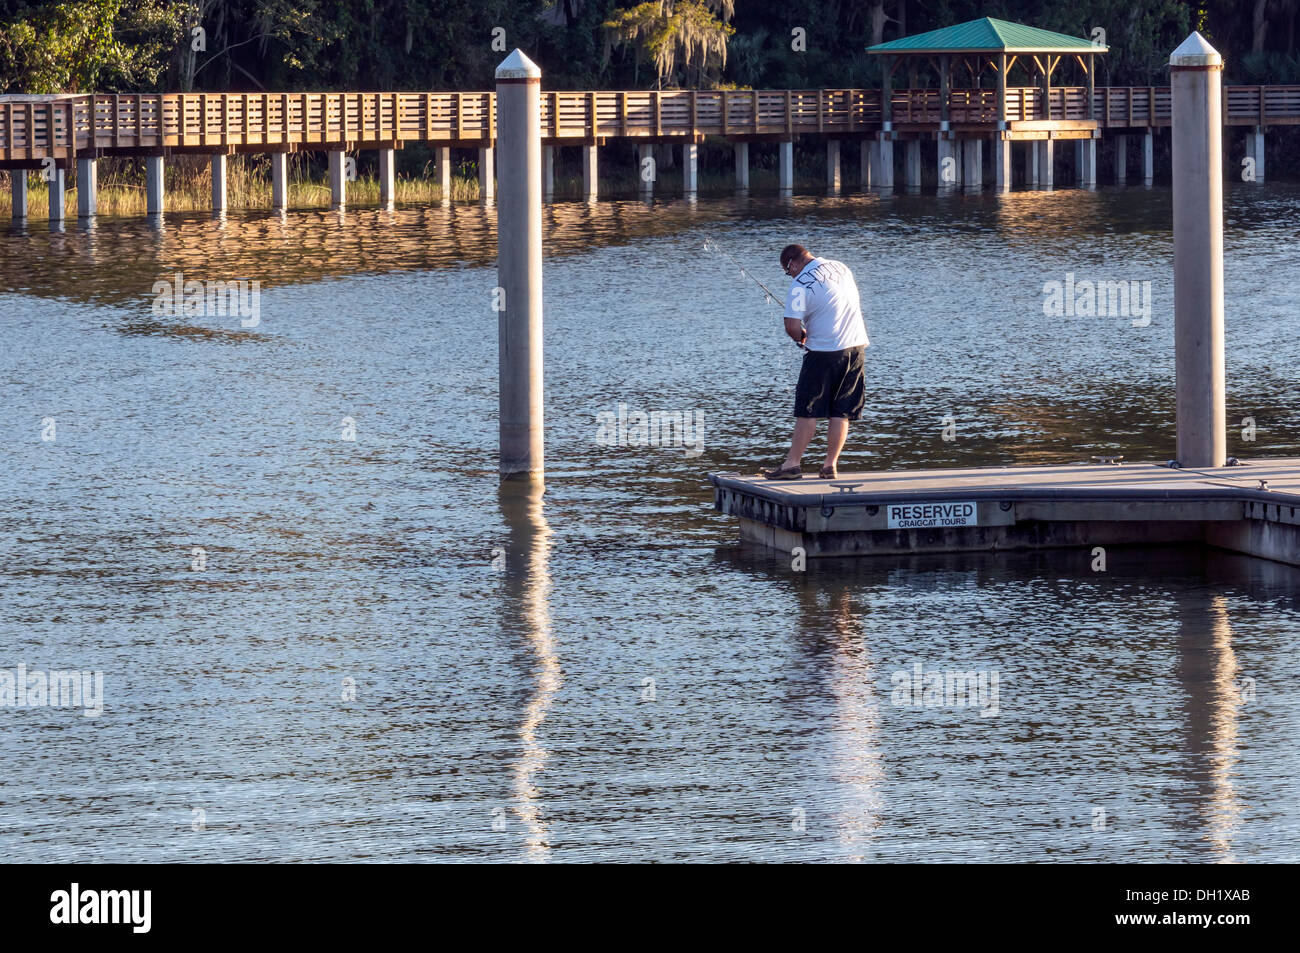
867 17 1106 55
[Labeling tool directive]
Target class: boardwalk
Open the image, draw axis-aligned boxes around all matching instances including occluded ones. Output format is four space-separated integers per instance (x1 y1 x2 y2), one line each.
3 86 1300 162
2 82 1295 220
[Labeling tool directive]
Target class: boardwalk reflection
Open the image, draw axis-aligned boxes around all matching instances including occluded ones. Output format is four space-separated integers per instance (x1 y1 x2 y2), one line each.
1 198 736 308
498 482 558 861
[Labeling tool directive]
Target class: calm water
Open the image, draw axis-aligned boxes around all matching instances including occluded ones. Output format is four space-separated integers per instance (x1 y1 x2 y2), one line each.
2 184 1299 862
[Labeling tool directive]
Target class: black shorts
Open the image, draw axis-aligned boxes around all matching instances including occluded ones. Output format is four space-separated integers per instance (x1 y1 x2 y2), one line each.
793 346 866 420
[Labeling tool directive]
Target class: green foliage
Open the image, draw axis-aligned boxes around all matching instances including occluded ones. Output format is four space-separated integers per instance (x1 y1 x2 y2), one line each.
0 0 184 92
1238 50 1300 84
0 0 1296 94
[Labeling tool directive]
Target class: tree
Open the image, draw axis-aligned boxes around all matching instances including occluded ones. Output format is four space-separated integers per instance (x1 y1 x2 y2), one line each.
0 0 184 93
603 0 735 88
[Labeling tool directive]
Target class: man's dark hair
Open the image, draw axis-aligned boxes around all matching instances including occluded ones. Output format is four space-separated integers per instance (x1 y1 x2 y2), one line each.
780 244 810 268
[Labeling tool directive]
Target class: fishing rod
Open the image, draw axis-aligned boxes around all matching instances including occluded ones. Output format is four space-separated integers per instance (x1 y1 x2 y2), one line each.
702 237 807 350
703 237 786 307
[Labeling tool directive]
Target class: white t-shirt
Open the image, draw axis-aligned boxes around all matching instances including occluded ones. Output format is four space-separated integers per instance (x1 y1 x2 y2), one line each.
784 257 870 352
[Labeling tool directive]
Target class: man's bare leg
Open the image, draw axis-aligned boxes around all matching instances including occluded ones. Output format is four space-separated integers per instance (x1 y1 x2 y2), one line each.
781 417 819 470
824 417 849 471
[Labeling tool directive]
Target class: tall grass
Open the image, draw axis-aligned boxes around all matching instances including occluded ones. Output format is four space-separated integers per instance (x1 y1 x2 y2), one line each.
0 152 837 219
0 155 479 219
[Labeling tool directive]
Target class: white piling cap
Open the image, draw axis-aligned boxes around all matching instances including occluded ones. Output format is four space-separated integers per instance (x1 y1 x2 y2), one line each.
1170 32 1222 67
496 49 541 80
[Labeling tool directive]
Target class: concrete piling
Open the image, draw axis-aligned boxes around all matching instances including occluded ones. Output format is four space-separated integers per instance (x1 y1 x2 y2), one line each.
683 142 698 196
993 138 1011 191
378 148 395 204
76 157 96 217
1036 140 1054 188
876 133 894 188
437 146 452 199
1171 32 1226 468
211 154 227 211
581 143 597 201
961 139 981 189
11 170 27 220
328 151 346 207
1078 138 1097 187
1143 130 1154 185
1114 133 1128 184
1245 125 1266 182
146 156 164 214
826 139 841 193
542 145 554 199
937 138 957 189
904 140 921 189
48 167 65 221
478 146 495 201
495 49 545 482
638 143 654 196
271 153 288 209
778 140 793 192
734 141 749 190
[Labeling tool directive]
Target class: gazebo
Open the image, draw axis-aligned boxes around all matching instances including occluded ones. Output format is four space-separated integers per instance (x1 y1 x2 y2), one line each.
866 17 1107 189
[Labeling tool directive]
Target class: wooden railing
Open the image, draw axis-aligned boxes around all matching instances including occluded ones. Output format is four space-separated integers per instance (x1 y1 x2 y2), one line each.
0 98 77 160
4 85 1300 161
1220 84 1300 124
1095 87 1168 126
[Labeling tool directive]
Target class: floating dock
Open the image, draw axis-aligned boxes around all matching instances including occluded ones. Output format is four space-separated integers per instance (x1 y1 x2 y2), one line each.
709 458 1300 567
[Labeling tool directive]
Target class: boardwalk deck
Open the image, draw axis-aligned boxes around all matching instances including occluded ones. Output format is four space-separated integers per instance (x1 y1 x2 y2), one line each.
709 458 1300 566
3 85 1299 164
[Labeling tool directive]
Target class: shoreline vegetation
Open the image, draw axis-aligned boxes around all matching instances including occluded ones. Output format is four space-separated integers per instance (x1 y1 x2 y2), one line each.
0 160 837 218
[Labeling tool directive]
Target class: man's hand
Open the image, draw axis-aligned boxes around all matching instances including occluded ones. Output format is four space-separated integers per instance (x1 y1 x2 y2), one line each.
784 317 806 345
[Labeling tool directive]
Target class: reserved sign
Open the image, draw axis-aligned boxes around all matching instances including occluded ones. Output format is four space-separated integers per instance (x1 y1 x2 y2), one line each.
886 501 979 529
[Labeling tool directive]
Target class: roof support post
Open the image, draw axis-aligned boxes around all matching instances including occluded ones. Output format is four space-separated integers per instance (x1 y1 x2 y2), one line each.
1040 58 1052 120
1086 55 1096 120
881 55 892 125
997 53 1007 123
939 54 950 123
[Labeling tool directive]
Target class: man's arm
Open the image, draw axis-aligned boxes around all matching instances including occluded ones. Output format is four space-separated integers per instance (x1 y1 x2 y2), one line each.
783 317 807 345
783 278 808 345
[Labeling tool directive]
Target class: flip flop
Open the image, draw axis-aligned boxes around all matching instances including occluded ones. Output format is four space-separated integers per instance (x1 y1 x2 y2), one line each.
819 464 837 479
763 465 802 480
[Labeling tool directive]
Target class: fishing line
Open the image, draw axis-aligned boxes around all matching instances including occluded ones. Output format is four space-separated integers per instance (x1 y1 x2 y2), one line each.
702 236 806 351
703 237 786 308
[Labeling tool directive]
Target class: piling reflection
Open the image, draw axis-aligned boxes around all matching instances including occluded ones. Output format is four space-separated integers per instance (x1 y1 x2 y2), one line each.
498 481 559 861
722 546 884 858
1173 587 1243 860
791 565 883 859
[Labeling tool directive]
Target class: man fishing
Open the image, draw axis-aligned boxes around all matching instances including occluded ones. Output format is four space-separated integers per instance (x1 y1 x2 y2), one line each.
764 244 870 480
